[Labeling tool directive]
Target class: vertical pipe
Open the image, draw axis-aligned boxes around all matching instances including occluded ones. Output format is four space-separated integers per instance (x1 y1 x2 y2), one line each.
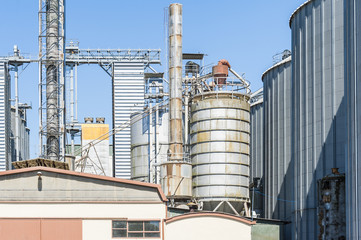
14 65 19 162
184 94 189 154
149 105 153 182
168 3 183 162
155 104 159 184
70 65 74 123
75 64 78 122
46 0 60 160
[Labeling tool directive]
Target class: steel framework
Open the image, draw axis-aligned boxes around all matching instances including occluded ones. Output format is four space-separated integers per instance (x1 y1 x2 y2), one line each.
38 0 66 161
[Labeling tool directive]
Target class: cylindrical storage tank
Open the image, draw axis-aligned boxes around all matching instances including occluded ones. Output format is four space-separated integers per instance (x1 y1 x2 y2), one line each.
262 56 293 237
191 92 250 214
131 110 169 184
345 1 361 239
250 89 264 218
290 1 346 239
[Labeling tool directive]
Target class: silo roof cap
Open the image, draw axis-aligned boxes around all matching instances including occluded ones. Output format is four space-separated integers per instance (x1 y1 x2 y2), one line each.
289 0 314 28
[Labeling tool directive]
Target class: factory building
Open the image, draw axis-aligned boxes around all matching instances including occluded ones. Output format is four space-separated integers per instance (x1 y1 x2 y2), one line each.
113 62 146 179
2 0 361 239
0 166 257 240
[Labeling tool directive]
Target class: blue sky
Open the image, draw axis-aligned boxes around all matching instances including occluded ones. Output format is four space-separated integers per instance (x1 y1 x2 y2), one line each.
0 0 305 158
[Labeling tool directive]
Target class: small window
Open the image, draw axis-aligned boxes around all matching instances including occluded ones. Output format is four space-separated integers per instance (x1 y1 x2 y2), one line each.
112 220 160 238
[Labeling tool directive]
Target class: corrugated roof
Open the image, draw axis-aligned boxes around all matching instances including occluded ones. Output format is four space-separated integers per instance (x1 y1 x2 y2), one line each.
0 166 168 202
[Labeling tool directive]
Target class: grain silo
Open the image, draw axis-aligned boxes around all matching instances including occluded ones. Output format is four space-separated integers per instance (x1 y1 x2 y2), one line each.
345 0 361 239
191 60 251 215
262 55 293 237
0 61 10 171
250 88 264 217
130 110 169 184
290 0 346 239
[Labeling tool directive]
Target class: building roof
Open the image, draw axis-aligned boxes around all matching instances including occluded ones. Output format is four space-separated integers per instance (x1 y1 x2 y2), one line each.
165 212 256 225
0 167 167 202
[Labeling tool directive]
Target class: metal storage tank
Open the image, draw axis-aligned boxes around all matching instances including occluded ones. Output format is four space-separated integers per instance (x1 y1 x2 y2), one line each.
250 88 264 217
130 110 169 184
290 0 346 239
10 106 31 162
191 91 250 214
262 56 293 235
0 61 10 171
345 0 361 239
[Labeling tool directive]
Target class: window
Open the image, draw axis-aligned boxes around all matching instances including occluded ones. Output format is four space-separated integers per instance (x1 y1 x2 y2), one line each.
112 220 160 238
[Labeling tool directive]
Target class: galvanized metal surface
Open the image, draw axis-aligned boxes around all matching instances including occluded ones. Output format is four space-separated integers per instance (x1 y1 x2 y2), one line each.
10 107 30 162
131 111 169 183
191 92 250 213
262 57 293 230
317 173 346 239
345 0 361 239
250 89 264 217
168 3 183 162
0 62 10 171
291 1 346 239
160 161 192 199
112 62 145 179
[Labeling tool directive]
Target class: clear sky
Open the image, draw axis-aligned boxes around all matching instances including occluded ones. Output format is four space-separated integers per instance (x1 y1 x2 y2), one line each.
0 0 305 158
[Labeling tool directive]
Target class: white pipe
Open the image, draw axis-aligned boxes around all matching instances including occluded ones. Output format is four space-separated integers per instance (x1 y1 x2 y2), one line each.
70 66 74 123
75 64 78 122
14 64 19 162
229 68 251 94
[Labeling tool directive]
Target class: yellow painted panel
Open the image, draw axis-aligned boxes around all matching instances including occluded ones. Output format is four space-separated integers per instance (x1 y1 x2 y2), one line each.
81 124 109 140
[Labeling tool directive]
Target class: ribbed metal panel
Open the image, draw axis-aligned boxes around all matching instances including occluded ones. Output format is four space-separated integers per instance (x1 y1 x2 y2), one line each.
0 62 10 171
345 0 361 239
250 90 264 217
263 57 293 237
113 62 144 179
191 92 250 213
291 0 346 239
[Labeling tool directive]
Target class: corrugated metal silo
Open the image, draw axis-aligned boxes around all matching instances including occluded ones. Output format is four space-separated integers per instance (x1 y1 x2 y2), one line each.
345 0 361 239
0 61 10 171
191 92 250 214
290 0 346 239
262 56 293 232
250 88 264 217
130 110 169 184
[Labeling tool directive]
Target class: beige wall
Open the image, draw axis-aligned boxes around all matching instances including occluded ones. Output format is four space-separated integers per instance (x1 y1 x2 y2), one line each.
82 219 164 240
83 220 112 240
0 203 165 219
165 216 252 240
